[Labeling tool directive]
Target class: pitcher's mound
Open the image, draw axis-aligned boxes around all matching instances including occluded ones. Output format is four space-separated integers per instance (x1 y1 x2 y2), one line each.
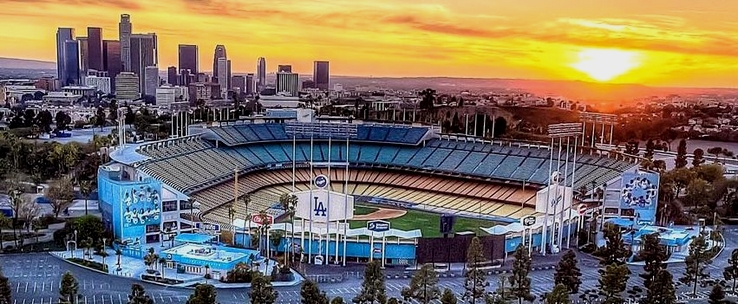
353 208 407 221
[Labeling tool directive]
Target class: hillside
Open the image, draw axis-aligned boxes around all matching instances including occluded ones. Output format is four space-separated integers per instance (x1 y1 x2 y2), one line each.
0 57 56 70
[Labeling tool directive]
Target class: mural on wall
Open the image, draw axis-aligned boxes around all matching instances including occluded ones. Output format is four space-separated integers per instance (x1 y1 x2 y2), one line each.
619 172 659 224
122 185 161 227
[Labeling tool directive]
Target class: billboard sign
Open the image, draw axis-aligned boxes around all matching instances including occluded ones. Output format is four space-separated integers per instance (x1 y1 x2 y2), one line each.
367 220 391 232
251 213 274 226
195 222 221 232
619 172 659 224
294 189 355 222
547 123 583 137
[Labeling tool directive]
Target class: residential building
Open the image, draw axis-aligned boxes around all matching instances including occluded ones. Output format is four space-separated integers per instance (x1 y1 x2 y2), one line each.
119 14 132 72
196 73 208 83
144 66 159 97
256 57 266 91
84 75 112 94
115 72 140 101
156 85 188 107
130 33 158 94
103 40 121 88
313 61 329 90
212 45 227 78
276 72 299 97
62 85 96 97
167 66 178 85
278 65 292 73
34 77 57 91
43 91 82 105
178 44 198 75
87 27 104 71
187 82 220 101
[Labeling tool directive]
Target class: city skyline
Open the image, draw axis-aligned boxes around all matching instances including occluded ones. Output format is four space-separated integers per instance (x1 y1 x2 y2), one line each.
2 0 738 88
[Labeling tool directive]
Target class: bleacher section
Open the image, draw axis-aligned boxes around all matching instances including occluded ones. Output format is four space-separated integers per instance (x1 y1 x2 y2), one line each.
138 137 633 196
209 123 429 146
196 168 538 229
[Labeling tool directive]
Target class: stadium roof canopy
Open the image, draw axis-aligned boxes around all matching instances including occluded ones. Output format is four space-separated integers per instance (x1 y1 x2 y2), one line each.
109 144 149 165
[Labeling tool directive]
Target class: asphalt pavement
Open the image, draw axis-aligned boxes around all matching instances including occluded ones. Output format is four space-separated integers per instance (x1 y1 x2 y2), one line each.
2 227 737 304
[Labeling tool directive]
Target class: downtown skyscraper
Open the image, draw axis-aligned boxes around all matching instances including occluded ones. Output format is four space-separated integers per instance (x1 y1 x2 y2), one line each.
56 27 79 86
87 27 104 71
178 44 198 75
256 57 266 92
103 40 121 88
212 45 227 78
130 33 158 94
313 61 330 91
119 14 132 72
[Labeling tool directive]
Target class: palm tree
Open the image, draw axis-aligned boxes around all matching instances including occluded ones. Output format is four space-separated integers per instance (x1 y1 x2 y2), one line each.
115 248 122 268
158 257 167 278
7 189 21 248
227 203 236 245
279 193 298 267
257 210 271 259
85 237 94 259
144 247 158 270
242 194 251 247
78 180 92 215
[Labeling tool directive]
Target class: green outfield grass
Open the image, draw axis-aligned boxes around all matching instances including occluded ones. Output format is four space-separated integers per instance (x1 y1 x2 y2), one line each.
352 205 379 216
349 204 500 238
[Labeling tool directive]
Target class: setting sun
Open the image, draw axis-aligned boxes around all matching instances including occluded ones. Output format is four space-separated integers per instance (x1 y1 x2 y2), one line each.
571 49 641 82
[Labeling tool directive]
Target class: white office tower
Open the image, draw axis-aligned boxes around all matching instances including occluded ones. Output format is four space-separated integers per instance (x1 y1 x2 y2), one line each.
144 66 159 97
84 76 112 94
216 57 231 97
276 72 299 96
115 72 140 101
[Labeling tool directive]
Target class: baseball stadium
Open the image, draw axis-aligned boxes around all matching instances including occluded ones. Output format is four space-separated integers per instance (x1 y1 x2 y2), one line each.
98 121 637 271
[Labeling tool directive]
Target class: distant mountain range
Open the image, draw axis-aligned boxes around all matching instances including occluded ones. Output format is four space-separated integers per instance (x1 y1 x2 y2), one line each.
0 57 56 70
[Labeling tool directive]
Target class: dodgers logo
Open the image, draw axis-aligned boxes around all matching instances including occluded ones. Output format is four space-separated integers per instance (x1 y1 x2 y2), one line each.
313 196 327 217
315 175 328 188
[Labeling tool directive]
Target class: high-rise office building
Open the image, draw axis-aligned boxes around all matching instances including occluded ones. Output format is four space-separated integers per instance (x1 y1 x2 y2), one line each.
130 33 157 93
84 75 111 94
167 66 178 85
245 73 255 95
59 36 81 86
302 79 315 89
212 45 227 78
231 75 245 94
103 40 121 89
277 65 292 73
119 14 132 72
179 69 193 87
257 57 266 91
178 44 198 75
144 66 159 97
87 27 104 71
56 27 75 83
313 61 329 90
115 72 139 101
276 72 299 97
216 58 231 97
77 37 88 72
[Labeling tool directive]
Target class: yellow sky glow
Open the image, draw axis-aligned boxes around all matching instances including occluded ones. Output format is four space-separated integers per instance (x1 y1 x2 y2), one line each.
1 0 737 87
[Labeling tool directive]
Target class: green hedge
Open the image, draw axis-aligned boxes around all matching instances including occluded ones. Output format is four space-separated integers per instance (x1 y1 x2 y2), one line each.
67 258 108 272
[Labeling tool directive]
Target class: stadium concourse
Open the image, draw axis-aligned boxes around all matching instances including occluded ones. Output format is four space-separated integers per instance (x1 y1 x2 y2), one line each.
103 122 637 266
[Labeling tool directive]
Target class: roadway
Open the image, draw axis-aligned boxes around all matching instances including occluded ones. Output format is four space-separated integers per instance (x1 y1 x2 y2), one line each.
3 227 737 304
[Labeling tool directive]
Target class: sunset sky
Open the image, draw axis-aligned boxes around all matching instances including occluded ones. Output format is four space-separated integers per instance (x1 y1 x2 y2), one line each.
1 0 737 88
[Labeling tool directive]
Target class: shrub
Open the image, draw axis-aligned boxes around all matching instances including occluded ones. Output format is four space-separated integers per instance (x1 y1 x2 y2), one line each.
67 258 108 272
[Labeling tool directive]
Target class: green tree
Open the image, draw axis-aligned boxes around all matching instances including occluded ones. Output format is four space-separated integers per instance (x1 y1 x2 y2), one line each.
0 214 10 251
127 284 153 304
249 273 277 304
47 177 75 217
643 269 676 304
73 215 106 245
463 237 487 304
353 260 387 304
418 88 436 111
386 299 398 304
554 250 582 293
600 223 630 266
675 139 687 168
708 284 725 304
509 245 533 304
279 193 298 265
440 288 457 304
545 284 570 304
59 272 79 304
0 267 11 304
637 233 668 297
693 148 705 167
331 297 346 304
644 139 655 159
186 284 216 304
300 280 329 304
401 264 440 304
680 234 711 296
598 263 629 304
723 249 738 292
79 180 92 216
95 106 106 130
684 178 713 212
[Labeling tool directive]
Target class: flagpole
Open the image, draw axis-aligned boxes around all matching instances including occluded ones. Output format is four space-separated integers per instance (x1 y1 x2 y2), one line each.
567 136 578 249
343 135 349 267
327 136 332 263
309 133 314 260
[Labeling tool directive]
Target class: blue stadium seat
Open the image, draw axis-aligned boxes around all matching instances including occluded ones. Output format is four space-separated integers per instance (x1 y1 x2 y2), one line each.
368 127 390 142
375 146 400 164
457 152 486 173
438 150 469 171
385 128 409 143
358 146 380 163
423 148 452 168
